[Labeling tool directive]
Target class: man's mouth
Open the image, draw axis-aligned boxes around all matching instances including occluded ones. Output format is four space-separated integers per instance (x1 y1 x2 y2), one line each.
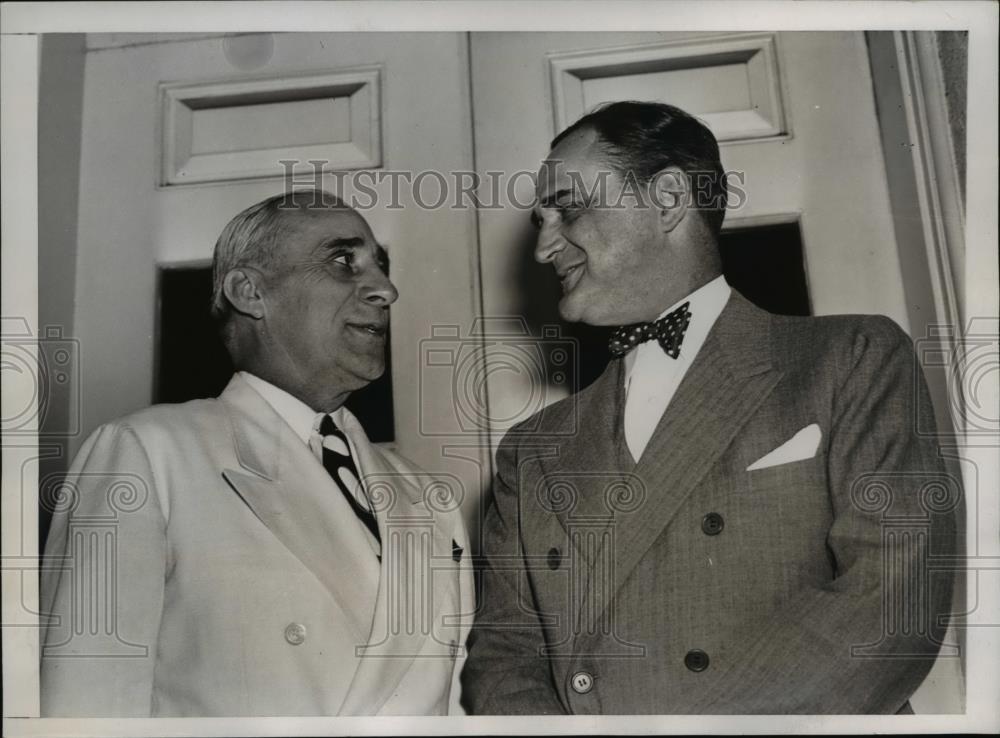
347 321 388 338
556 264 584 292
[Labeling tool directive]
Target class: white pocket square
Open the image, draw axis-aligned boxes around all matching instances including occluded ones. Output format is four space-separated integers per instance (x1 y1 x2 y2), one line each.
746 424 822 471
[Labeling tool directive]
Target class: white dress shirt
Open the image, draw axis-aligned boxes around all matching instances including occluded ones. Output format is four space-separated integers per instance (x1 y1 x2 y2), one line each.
240 371 318 446
623 275 731 462
239 371 374 512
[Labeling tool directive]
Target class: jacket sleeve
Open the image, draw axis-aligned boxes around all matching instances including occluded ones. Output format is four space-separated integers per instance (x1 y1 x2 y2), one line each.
447 503 475 716
460 433 565 715
41 422 168 717
689 317 959 713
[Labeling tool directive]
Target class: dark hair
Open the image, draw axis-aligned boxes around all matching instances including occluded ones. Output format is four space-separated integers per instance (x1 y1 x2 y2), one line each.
552 101 728 235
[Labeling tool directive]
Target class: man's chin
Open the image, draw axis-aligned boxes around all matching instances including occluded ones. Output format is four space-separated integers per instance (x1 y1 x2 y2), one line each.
335 354 386 392
558 294 618 327
355 360 386 384
557 294 587 324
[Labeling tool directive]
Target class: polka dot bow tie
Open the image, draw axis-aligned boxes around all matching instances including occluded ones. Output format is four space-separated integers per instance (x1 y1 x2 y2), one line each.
608 302 692 358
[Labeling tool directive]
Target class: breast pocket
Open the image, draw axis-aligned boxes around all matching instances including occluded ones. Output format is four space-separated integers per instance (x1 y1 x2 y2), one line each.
746 452 827 494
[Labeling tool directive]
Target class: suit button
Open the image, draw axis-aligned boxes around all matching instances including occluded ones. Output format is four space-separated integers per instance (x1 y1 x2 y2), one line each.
701 512 724 536
547 547 562 570
570 671 594 694
284 622 307 645
684 649 710 672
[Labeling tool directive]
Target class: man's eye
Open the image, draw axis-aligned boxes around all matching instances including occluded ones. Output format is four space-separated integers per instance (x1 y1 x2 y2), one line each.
531 206 576 230
331 252 354 267
557 204 580 221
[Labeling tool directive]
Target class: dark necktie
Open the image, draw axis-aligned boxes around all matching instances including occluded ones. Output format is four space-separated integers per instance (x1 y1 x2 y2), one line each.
608 301 692 358
316 414 381 550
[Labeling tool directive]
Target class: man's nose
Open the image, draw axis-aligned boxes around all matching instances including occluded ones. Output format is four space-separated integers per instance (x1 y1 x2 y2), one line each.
533 220 565 264
361 269 399 306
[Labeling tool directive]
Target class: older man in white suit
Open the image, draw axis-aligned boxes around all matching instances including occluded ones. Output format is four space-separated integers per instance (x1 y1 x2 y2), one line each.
41 190 472 716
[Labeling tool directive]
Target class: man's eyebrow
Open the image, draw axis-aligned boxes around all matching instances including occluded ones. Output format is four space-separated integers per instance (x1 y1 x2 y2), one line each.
318 236 389 268
538 189 575 208
323 236 365 249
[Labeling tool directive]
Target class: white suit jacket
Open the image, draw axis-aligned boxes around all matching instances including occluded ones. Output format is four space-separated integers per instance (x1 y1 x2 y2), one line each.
41 374 473 716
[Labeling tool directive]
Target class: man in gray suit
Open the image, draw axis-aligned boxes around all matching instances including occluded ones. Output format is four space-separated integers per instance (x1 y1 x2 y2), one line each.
462 101 958 714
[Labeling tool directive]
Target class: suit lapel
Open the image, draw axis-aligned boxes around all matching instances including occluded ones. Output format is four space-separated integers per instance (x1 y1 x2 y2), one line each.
219 376 380 645
335 408 455 715
579 293 784 627
542 359 630 565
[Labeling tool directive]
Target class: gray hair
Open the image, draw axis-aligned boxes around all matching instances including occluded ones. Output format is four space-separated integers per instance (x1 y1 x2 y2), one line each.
209 189 346 324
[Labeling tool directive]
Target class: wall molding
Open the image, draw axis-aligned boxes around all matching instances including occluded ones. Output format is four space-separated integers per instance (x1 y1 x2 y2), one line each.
902 32 966 330
88 33 230 51
548 33 788 142
158 66 382 187
722 211 801 232
869 31 967 438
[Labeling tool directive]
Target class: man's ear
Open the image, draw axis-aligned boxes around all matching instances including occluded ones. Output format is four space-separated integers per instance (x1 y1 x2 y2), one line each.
222 267 266 320
650 167 689 233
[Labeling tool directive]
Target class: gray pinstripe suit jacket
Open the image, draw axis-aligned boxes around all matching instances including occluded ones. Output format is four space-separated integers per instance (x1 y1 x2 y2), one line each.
462 291 958 714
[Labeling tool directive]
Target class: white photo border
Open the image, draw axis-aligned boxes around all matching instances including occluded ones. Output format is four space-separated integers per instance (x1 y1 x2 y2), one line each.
2 2 997 735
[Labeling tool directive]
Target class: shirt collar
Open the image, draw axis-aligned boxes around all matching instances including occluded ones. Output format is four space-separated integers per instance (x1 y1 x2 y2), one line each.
239 371 320 446
623 274 732 380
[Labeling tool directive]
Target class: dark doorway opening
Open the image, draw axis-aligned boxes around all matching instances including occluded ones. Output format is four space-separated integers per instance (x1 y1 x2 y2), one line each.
719 220 811 318
155 264 396 443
